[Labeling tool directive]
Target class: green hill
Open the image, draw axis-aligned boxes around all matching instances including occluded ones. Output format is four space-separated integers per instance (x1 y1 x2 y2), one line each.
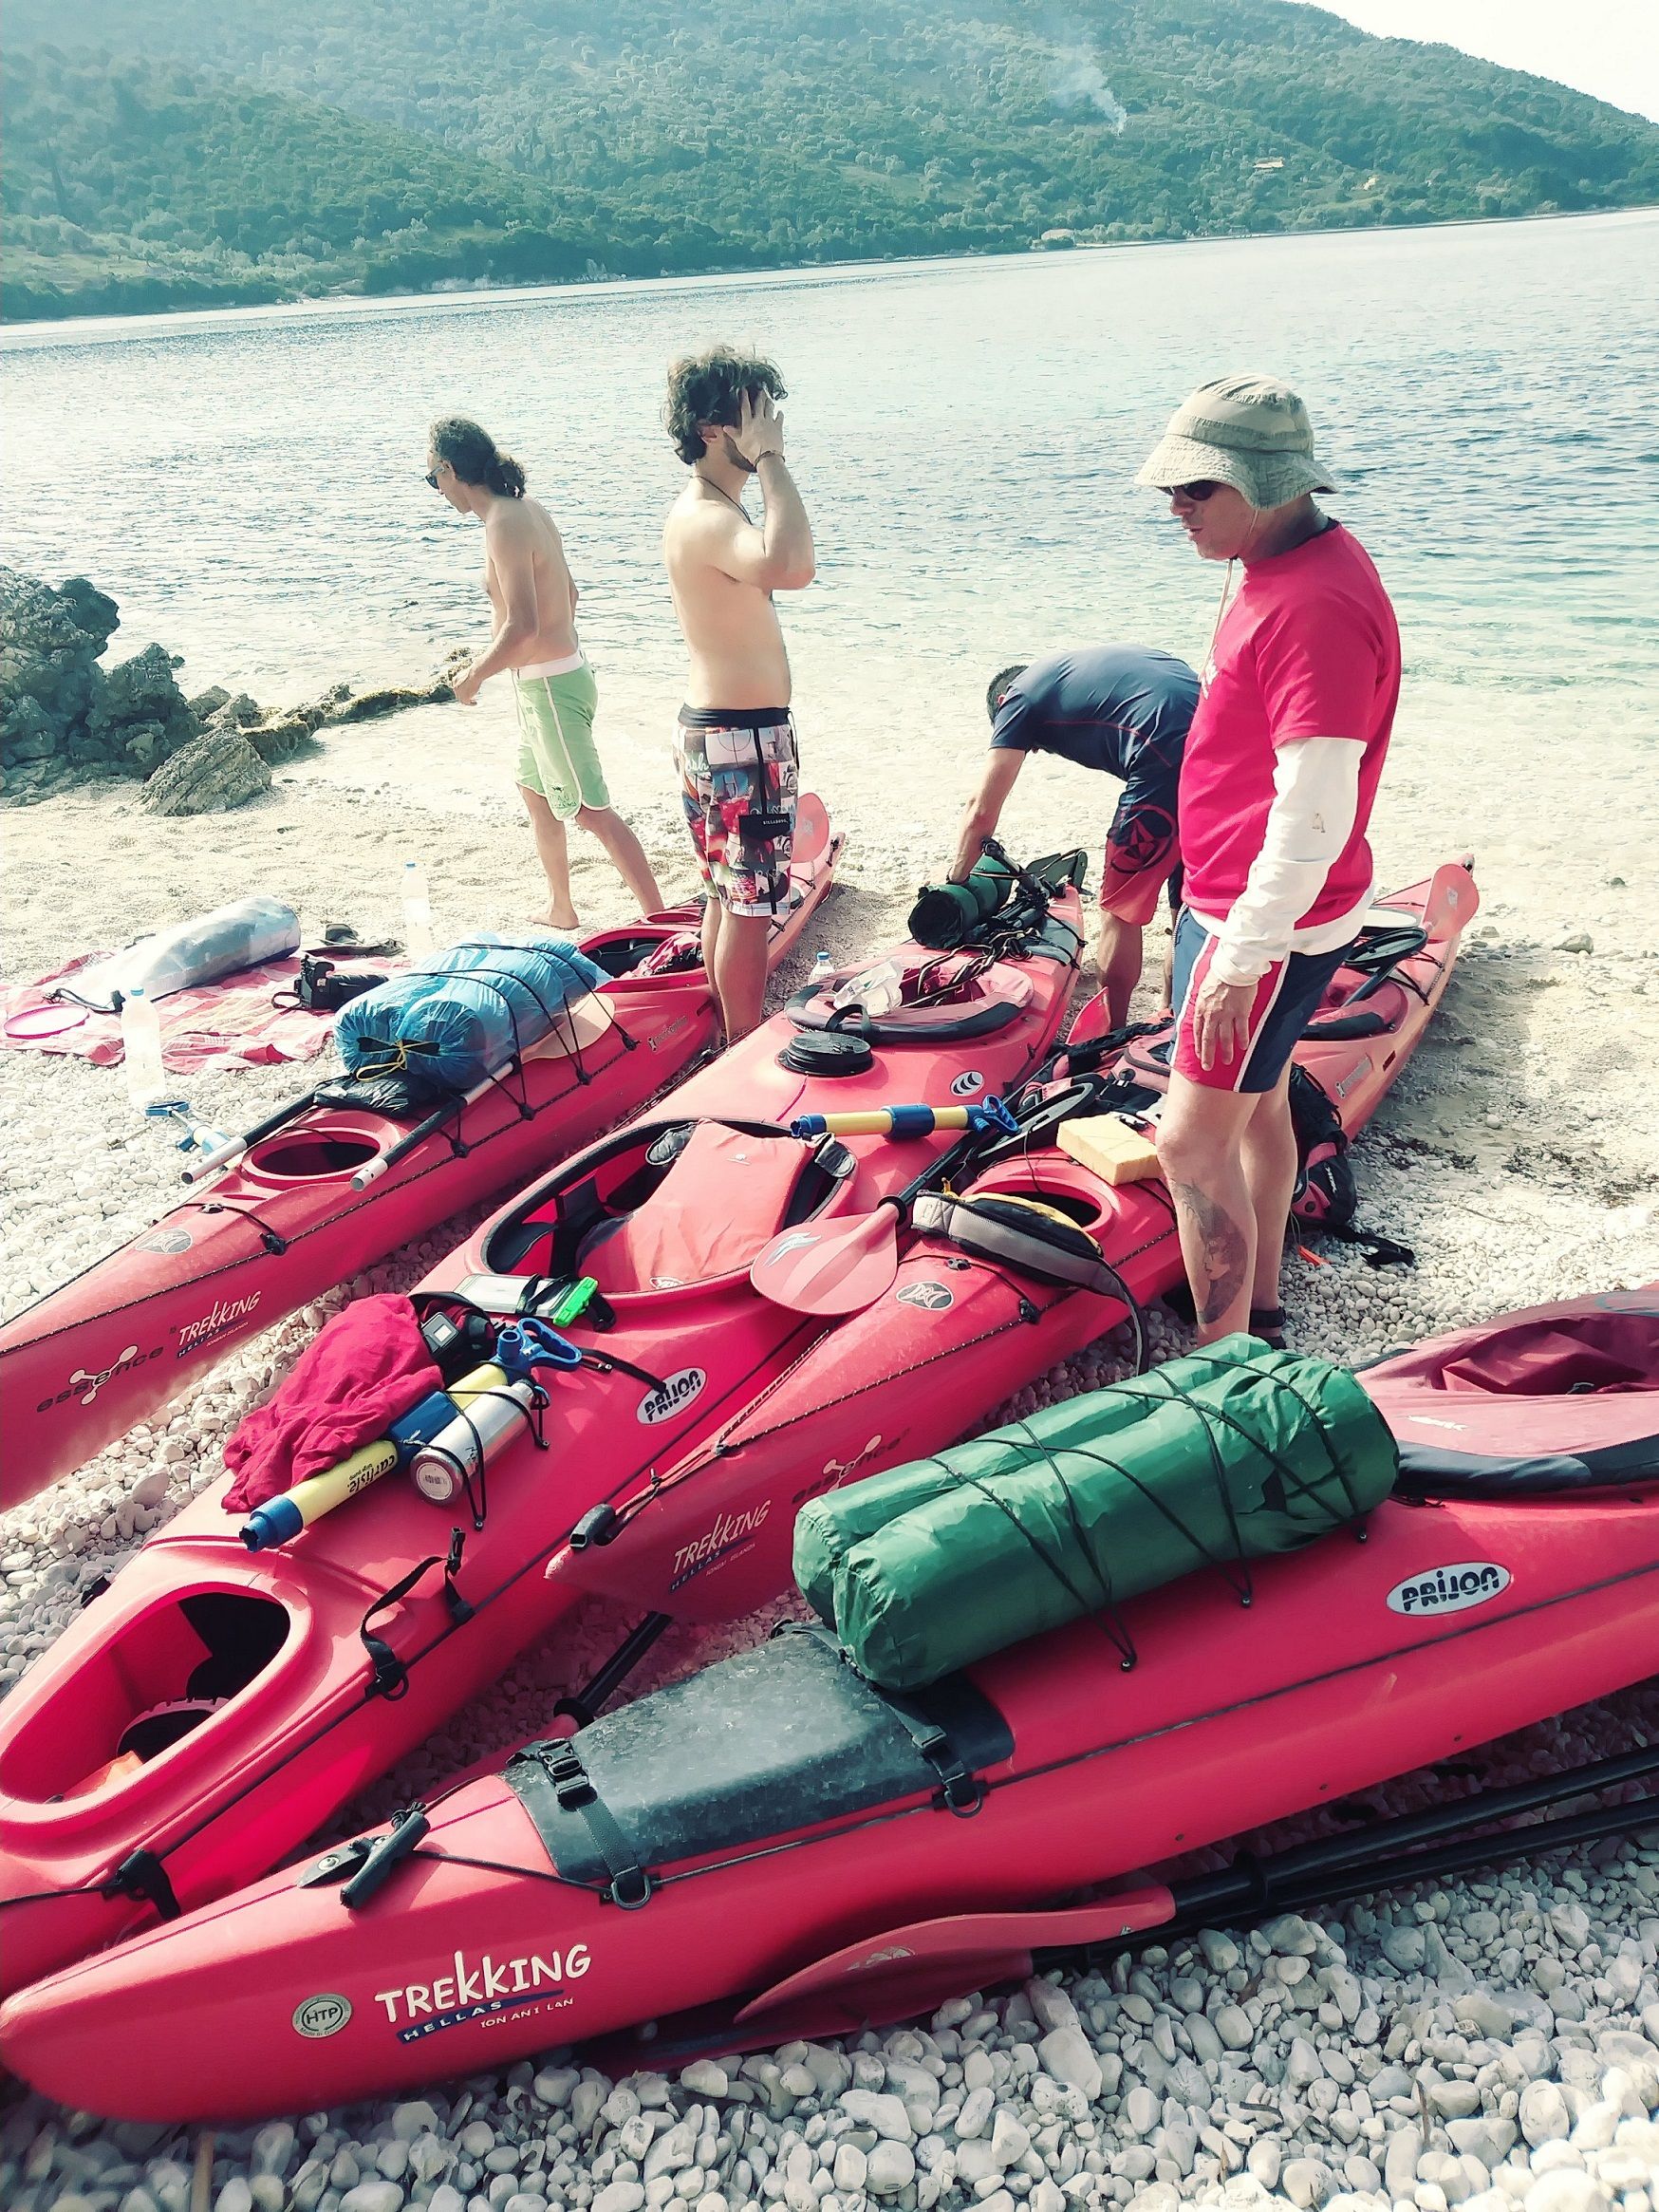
6 0 1658 320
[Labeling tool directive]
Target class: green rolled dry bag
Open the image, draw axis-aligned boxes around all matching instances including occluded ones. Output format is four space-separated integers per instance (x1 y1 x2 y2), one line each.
792 1337 1398 1692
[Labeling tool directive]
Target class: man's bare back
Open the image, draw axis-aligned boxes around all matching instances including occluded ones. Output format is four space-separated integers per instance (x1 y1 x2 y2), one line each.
481 497 580 670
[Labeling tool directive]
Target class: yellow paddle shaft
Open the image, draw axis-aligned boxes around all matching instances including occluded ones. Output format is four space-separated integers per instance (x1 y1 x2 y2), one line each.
809 1106 975 1137
281 1360 507 1531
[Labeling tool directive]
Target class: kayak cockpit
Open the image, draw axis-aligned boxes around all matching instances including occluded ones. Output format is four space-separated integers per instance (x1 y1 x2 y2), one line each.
1366 1292 1659 1497
478 1117 857 1299
0 1590 293 1809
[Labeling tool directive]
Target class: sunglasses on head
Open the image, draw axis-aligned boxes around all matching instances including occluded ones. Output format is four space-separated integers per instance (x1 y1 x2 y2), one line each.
1161 479 1223 502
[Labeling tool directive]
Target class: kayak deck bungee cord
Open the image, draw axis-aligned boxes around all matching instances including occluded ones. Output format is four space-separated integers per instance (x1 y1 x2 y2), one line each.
3 1293 1652 2122
0 851 1090 1997
0 803 842 1510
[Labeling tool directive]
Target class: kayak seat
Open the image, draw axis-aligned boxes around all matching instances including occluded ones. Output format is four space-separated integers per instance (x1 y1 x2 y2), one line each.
505 1628 1013 1884
578 1125 826 1295
480 1120 851 1291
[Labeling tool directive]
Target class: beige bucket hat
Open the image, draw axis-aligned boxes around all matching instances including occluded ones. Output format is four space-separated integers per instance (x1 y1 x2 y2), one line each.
1136 374 1334 507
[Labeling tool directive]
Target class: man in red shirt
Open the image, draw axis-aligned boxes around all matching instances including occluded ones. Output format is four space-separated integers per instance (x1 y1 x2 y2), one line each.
1135 376 1400 1346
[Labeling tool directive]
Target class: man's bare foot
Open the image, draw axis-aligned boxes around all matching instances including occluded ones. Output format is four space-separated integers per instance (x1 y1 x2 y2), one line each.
540 904 580 932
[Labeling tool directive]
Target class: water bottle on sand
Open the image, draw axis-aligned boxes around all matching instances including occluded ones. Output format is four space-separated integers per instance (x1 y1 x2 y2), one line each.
401 860 435 960
121 985 166 1109
812 949 834 988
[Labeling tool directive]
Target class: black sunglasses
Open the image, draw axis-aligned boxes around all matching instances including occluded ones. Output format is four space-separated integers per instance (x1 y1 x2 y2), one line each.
423 467 441 489
1161 479 1223 501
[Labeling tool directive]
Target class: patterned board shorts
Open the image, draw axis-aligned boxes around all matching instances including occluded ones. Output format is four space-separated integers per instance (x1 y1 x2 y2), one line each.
674 708 799 919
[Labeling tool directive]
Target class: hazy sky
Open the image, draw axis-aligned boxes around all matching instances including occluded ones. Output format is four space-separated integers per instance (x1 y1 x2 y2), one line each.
1295 0 1659 122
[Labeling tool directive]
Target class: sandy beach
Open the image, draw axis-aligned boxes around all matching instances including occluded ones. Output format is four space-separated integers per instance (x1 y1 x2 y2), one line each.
1 699 1657 2200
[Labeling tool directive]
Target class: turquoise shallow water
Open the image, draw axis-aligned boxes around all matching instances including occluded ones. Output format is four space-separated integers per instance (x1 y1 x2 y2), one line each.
3 210 1657 796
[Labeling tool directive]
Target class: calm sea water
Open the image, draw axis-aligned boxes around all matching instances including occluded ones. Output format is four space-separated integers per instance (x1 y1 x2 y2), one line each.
4 212 1657 817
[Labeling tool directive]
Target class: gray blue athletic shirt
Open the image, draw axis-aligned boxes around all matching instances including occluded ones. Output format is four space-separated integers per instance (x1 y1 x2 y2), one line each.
991 647 1199 783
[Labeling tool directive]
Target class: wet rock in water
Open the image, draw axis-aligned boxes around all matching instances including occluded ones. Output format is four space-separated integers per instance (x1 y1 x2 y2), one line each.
141 725 271 815
246 713 322 763
322 675 456 723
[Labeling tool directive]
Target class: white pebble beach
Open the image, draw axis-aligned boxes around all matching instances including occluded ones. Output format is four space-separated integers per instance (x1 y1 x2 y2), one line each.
2 698 1657 2212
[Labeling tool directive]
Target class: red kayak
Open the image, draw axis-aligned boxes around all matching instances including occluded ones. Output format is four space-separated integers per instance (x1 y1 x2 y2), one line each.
0 803 841 1509
6 1287 1652 2123
560 858 1477 1628
0 856 1088 1996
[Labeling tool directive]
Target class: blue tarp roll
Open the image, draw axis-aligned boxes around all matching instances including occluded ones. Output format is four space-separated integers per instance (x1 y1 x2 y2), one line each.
335 933 606 1095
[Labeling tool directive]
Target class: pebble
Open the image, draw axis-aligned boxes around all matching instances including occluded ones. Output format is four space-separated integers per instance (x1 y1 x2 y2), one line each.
866 2144 915 2195
1036 2030 1102 2099
340 2187 404 2212
1519 2085 1571 2146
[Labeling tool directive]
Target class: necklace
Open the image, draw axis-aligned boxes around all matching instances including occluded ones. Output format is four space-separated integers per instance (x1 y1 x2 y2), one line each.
697 475 750 521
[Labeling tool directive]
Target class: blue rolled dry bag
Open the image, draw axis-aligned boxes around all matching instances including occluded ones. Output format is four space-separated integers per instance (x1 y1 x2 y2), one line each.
335 933 606 1097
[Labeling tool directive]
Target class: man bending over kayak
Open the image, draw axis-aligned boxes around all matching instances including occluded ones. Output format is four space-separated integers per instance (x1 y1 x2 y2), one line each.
429 415 663 930
662 348 816 1043
950 647 1198 1030
1136 376 1399 1348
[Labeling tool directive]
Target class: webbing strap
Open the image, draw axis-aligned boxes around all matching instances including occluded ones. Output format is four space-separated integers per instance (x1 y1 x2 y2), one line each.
879 1692 984 1816
531 1744 653 1907
359 1529 473 1698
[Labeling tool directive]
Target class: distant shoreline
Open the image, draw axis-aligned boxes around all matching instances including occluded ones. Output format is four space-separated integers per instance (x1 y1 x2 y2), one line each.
5 201 1655 346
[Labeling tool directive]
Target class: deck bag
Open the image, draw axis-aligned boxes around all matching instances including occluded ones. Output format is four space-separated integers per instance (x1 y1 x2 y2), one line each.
54 896 300 1011
794 1337 1398 1692
335 933 606 1097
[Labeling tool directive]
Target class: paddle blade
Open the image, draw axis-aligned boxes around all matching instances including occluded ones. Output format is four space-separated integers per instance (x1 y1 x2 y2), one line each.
749 1205 900 1315
792 792 831 867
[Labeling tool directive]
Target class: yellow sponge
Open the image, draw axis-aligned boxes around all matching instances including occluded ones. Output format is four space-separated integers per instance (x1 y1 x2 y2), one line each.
1057 1113 1164 1187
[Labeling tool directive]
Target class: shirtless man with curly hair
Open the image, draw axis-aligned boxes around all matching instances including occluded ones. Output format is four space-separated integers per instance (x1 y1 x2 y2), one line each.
661 348 816 1041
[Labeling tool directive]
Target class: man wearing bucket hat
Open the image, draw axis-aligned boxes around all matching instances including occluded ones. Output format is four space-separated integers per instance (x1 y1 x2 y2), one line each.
1138 375 1400 1349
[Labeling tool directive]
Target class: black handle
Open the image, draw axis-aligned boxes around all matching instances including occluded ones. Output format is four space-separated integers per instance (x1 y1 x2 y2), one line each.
341 1807 430 1909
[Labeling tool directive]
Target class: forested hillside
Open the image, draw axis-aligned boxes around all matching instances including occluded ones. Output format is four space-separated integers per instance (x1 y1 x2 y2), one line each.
7 0 1658 320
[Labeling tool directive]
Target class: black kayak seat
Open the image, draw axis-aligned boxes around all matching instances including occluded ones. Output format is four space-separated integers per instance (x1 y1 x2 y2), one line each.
507 1628 1012 1884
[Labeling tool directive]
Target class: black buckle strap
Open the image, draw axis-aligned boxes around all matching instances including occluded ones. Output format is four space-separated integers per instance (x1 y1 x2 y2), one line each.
538 1745 653 1908
103 1846 182 1921
883 1694 984 1818
359 1529 474 1699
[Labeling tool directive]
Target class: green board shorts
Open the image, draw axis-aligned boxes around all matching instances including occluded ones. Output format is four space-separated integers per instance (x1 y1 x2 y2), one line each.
513 658 612 820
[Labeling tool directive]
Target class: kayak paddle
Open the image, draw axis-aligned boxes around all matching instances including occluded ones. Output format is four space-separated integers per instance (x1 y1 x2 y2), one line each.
750 1101 1016 1318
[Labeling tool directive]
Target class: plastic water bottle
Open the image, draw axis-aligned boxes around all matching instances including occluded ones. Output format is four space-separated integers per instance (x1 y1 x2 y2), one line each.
401 859 435 960
811 949 834 988
121 984 166 1109
833 957 904 1018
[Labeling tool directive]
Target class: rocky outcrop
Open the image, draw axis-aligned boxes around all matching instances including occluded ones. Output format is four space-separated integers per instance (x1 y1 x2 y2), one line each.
140 725 272 816
87 641 202 774
2 564 460 803
2 566 201 795
2 568 120 781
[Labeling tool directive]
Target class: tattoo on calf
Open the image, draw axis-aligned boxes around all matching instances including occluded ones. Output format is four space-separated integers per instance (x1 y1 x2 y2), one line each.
1169 1179 1250 1324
